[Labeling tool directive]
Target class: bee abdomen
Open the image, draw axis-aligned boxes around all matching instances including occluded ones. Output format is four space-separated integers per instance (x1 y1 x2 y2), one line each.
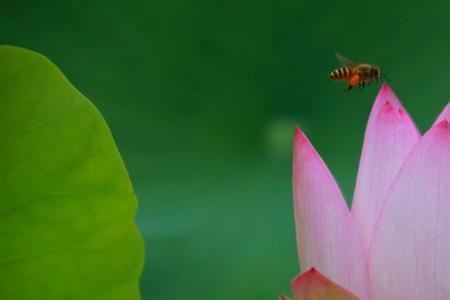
329 67 351 80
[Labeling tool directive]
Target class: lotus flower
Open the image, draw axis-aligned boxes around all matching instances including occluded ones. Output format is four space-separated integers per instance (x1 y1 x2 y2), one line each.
281 84 450 300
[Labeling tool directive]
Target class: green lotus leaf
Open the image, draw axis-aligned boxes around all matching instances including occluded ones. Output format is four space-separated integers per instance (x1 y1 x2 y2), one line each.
0 46 144 300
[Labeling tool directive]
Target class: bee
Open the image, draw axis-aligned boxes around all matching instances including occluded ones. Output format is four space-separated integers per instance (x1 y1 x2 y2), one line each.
330 53 384 91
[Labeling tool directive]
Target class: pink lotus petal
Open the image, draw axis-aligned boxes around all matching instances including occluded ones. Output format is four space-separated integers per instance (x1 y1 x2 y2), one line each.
293 128 369 299
279 295 290 300
433 101 450 126
369 117 450 299
352 84 420 255
291 268 362 300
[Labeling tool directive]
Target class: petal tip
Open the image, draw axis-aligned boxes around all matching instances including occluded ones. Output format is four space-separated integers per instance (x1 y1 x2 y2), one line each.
374 83 402 111
294 126 303 138
428 119 450 142
291 268 362 299
379 83 395 100
370 86 418 133
294 126 309 146
279 295 290 300
434 101 450 126
292 268 318 287
381 82 391 91
436 119 449 129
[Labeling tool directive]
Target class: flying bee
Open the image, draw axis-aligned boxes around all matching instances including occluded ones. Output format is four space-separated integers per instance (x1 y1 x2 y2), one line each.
330 53 386 91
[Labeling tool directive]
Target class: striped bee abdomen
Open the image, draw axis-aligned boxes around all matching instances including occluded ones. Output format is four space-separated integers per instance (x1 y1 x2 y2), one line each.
329 67 351 80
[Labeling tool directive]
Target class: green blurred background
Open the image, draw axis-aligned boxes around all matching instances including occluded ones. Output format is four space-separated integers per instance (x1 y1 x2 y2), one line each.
1 1 450 299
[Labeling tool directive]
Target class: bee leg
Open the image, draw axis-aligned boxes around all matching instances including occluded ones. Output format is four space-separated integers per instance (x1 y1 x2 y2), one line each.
346 75 359 92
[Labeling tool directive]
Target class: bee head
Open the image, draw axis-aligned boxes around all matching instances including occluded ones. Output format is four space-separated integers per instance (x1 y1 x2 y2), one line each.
372 65 381 81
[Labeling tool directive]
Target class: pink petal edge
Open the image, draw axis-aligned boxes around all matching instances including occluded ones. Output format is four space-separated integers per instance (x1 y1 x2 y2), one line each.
291 268 362 300
433 101 450 125
369 111 450 300
293 127 369 299
351 84 420 256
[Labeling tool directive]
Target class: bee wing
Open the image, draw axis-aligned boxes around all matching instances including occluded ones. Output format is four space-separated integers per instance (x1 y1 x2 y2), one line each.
336 52 356 67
